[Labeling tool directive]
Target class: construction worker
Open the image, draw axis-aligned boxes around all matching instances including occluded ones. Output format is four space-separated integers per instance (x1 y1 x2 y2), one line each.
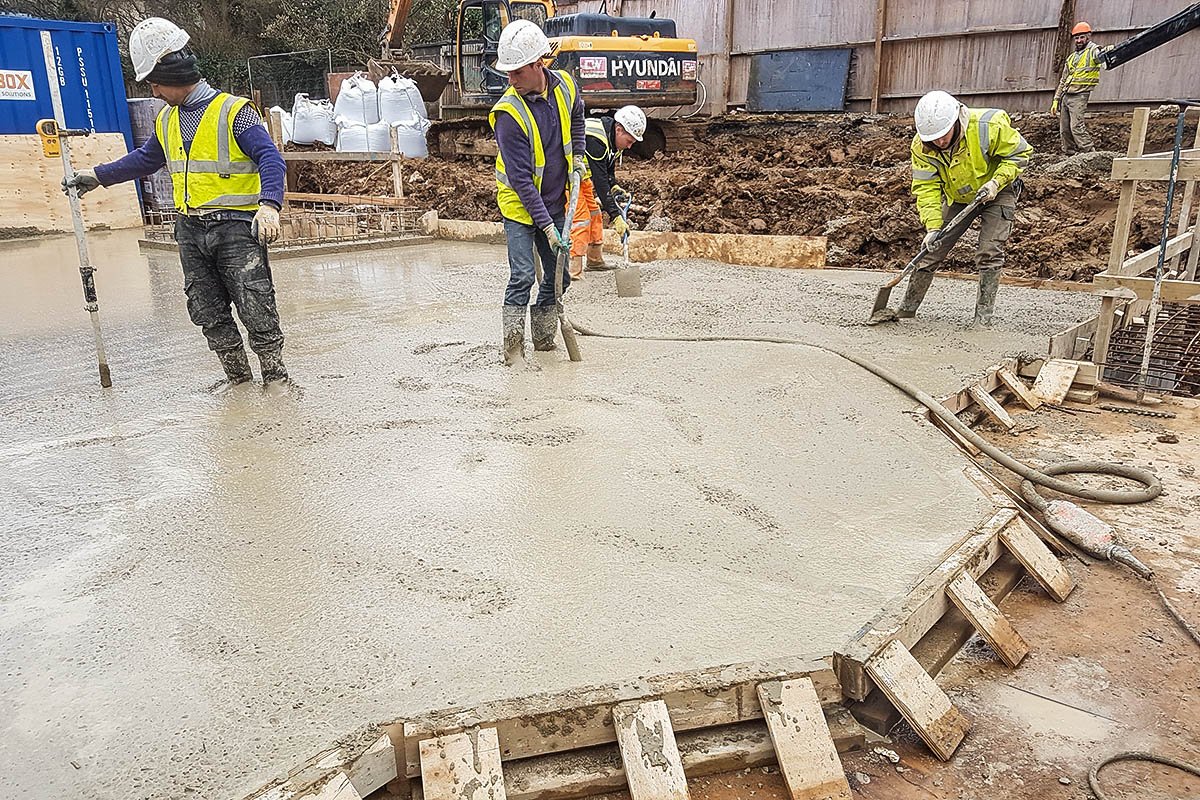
63 17 288 388
900 90 1032 326
570 105 646 277
1052 22 1104 155
490 19 586 364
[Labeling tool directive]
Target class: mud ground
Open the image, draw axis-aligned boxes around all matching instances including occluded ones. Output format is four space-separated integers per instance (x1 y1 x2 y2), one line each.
0 230 1107 800
293 109 1188 282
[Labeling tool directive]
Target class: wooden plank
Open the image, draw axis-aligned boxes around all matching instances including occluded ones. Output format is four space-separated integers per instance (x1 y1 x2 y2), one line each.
967 385 1015 430
757 679 852 800
869 0 889 114
613 700 689 800
1031 359 1079 404
1115 230 1194 277
1093 295 1118 371
397 656 838 778
928 411 982 456
1091 273 1200 303
835 508 1018 701
310 773 363 800
1048 316 1098 359
1107 108 1148 274
1058 359 1099 386
1110 157 1200 182
1167 123 1199 274
996 368 1042 410
285 191 407 207
865 640 970 761
999 517 1075 602
420 728 507 800
945 573 1029 668
282 151 404 162
1064 388 1099 404
345 734 397 797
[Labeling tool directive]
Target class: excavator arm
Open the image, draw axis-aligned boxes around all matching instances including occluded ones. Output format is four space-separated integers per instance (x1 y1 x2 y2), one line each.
1101 2 1200 70
384 0 417 50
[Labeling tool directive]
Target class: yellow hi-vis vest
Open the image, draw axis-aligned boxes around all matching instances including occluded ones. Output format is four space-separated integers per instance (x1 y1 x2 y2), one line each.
155 92 262 213
581 117 611 181
1062 42 1102 93
488 70 578 225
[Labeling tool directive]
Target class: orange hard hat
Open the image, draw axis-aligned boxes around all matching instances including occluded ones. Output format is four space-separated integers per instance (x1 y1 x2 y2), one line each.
1072 22 1092 35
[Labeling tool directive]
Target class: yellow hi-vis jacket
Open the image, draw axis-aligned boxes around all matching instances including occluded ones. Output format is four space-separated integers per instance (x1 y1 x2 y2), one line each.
155 93 261 213
581 117 611 181
910 108 1033 231
1058 42 1103 96
488 70 578 225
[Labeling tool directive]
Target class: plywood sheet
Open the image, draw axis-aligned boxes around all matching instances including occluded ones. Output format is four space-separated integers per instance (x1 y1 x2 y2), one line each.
757 679 851 800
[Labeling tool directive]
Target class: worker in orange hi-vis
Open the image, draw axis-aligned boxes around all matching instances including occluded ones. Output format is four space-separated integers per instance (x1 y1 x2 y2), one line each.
568 105 646 279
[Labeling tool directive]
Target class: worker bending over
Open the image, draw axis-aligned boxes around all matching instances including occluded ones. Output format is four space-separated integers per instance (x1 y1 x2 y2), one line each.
902 90 1032 326
1052 21 1106 155
490 20 586 364
570 105 646 278
64 17 288 389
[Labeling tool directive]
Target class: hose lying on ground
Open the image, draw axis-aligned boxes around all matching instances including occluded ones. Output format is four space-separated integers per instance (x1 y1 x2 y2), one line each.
1090 751 1200 800
569 322 1161 504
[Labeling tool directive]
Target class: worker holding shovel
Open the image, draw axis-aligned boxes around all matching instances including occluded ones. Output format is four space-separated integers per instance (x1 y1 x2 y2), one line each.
894 90 1033 327
490 20 586 364
63 17 289 390
569 105 646 278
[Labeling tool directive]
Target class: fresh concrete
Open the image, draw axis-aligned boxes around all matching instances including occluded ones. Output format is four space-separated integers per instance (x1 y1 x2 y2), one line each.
0 230 1096 800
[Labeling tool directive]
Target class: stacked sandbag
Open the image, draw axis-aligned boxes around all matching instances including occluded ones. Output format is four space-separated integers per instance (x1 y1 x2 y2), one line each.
336 120 395 153
268 106 293 144
291 94 335 145
379 73 431 159
333 72 380 125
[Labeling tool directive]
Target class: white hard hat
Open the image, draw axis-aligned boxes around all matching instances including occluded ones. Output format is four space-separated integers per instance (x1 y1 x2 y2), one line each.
614 105 647 142
914 90 966 142
495 19 551 72
129 17 191 81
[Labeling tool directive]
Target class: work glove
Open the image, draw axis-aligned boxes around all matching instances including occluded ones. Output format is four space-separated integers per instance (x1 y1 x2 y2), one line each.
612 215 629 239
976 179 1001 204
922 228 943 252
612 184 629 204
61 168 100 197
1050 98 1060 114
252 204 281 245
542 223 567 255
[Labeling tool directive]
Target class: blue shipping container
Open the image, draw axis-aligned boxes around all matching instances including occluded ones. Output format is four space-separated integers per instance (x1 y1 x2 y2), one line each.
0 15 133 147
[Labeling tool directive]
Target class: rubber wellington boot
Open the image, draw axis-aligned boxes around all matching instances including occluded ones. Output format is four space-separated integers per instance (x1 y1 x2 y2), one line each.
570 255 585 280
257 347 289 384
974 270 1000 327
501 305 526 365
530 305 558 351
897 270 935 319
585 243 611 270
217 348 253 384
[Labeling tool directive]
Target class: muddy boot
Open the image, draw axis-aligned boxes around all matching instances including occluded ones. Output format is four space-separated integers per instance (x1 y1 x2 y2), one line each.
585 243 611 270
897 270 935 319
570 255 585 280
257 347 289 384
218 348 253 384
974 270 1000 327
530 305 558 351
501 305 526 365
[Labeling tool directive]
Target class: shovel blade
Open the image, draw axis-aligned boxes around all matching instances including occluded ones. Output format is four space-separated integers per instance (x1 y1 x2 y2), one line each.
615 266 642 297
871 284 893 316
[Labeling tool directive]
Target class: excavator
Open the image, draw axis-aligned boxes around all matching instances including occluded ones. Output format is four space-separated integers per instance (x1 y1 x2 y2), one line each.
376 0 700 154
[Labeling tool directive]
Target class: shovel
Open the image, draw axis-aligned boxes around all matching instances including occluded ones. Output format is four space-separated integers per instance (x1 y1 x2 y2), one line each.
614 196 642 297
868 195 986 324
555 173 583 362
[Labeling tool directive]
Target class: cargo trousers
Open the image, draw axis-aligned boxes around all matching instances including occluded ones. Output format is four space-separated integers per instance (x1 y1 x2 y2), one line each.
1059 91 1095 155
915 184 1019 278
174 213 285 358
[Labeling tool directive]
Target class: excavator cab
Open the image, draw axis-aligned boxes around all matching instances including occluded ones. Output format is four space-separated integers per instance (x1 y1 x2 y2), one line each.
456 0 553 102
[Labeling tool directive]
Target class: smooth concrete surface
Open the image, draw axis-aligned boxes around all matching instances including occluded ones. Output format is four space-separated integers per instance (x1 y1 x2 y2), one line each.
0 231 1095 800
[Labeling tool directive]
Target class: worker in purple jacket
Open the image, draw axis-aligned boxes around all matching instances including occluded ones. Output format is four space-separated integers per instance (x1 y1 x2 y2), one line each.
63 17 289 389
488 20 586 364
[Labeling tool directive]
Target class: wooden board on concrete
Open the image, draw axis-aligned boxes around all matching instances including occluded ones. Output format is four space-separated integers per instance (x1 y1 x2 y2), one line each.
996 368 1042 410
864 640 970 761
1031 359 1080 404
613 700 689 800
623 231 827 269
419 728 507 800
1065 388 1099 404
946 572 1029 668
967 385 1015 430
310 772 363 800
1 134 142 234
999 518 1075 602
756 679 851 800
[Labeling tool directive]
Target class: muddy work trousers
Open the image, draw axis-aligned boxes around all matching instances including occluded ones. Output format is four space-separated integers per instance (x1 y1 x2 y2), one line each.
915 185 1018 278
502 212 568 308
174 214 285 357
1059 91 1095 155
570 179 604 259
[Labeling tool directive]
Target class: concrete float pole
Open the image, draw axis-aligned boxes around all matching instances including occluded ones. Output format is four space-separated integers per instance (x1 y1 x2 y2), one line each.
40 30 113 388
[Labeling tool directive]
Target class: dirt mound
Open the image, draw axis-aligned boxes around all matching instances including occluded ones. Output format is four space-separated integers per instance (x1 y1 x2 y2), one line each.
292 111 1180 281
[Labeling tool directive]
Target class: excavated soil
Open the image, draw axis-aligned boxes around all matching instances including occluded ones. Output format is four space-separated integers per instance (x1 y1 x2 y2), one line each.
292 110 1188 282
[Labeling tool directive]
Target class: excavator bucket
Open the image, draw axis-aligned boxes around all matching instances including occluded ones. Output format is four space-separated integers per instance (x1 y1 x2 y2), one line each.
367 58 451 103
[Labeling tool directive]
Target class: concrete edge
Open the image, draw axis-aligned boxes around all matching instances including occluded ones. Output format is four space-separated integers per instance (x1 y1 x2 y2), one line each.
137 235 436 260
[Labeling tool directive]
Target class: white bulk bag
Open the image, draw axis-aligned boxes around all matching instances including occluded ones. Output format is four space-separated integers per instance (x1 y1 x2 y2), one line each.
291 94 336 145
378 74 427 126
268 106 293 144
392 120 430 159
333 73 380 126
335 118 370 152
366 121 393 152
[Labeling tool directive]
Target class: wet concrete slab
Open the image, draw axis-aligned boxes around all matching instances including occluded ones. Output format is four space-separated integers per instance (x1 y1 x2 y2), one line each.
0 231 1097 799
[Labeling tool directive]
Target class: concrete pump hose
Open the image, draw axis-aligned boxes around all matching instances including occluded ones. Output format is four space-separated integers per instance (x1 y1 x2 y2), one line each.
569 325 1162 506
1090 751 1200 799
